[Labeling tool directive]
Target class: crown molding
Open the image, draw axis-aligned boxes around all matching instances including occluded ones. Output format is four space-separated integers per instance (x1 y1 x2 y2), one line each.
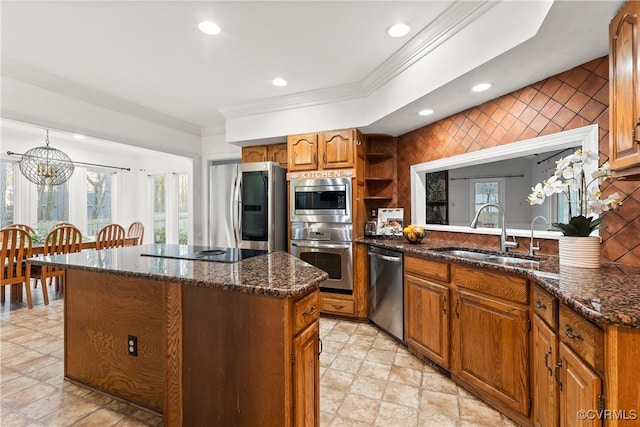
220 1 497 120
361 1 497 95
1 58 202 136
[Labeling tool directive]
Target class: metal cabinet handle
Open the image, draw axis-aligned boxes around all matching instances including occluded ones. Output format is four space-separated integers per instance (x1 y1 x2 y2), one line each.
554 360 563 391
633 117 640 143
303 305 317 316
565 324 583 341
331 303 345 310
318 338 323 357
544 348 553 376
442 295 447 315
455 299 460 319
535 299 547 310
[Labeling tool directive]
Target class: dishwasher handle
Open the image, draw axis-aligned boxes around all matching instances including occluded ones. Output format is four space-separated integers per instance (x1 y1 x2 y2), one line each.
368 251 402 263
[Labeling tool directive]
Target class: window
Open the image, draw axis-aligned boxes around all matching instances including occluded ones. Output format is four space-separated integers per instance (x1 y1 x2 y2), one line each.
0 161 15 227
36 182 69 233
86 170 113 236
177 173 189 244
470 178 504 228
152 175 166 243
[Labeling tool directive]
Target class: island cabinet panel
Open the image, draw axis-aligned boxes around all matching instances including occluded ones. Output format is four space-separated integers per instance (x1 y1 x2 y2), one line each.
293 321 320 427
451 288 530 418
64 270 164 412
181 285 320 427
182 286 288 427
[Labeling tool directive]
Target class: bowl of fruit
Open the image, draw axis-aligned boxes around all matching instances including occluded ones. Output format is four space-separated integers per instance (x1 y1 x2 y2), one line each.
402 225 426 244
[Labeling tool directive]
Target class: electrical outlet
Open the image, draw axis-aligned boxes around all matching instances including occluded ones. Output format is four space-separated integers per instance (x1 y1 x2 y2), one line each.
127 335 138 356
370 209 377 218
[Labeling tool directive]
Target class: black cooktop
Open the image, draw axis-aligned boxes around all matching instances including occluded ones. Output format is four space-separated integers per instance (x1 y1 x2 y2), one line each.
140 245 267 263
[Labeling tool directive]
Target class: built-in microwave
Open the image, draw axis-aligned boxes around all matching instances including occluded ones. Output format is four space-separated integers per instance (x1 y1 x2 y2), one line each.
290 178 352 223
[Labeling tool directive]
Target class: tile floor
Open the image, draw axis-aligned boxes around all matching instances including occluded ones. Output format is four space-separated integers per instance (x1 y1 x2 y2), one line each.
1 291 518 426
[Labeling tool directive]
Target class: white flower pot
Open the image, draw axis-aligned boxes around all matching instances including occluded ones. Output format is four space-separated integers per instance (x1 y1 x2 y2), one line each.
558 236 601 268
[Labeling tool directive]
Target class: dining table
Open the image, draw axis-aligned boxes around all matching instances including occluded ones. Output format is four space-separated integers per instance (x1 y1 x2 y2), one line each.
7 237 138 303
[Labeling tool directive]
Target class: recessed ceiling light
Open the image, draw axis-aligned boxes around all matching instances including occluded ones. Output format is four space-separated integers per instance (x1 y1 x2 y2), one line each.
272 78 288 87
386 23 411 38
198 21 221 35
73 134 86 140
471 83 492 92
418 109 434 116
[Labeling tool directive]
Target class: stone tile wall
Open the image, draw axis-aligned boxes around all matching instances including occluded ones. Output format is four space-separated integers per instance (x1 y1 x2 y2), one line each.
396 56 640 264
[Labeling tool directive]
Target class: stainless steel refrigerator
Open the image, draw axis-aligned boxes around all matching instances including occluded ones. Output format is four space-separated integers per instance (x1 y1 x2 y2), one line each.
208 161 286 252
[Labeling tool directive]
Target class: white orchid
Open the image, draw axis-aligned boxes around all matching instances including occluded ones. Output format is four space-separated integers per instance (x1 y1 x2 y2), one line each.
528 149 622 236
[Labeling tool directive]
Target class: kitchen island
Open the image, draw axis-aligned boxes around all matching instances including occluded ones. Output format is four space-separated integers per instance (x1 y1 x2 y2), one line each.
28 244 328 427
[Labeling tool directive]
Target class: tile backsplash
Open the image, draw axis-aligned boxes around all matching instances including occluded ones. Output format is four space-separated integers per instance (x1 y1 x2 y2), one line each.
396 56 640 265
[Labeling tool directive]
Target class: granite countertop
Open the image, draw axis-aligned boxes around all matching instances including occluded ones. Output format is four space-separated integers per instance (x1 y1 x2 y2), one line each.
359 237 640 328
28 244 328 299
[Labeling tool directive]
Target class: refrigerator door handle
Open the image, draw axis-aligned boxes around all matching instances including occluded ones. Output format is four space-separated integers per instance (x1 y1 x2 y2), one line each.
232 171 242 247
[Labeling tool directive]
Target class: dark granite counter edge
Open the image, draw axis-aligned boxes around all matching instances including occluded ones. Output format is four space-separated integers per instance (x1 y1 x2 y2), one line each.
358 238 639 329
28 253 328 299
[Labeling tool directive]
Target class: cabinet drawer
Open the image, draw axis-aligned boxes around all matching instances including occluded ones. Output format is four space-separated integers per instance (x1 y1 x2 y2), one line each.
321 296 355 315
405 256 450 283
454 265 528 304
294 291 320 334
533 286 557 329
559 305 604 374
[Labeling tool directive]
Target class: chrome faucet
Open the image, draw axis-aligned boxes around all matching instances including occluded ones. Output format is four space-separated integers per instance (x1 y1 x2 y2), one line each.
470 203 518 253
529 215 549 256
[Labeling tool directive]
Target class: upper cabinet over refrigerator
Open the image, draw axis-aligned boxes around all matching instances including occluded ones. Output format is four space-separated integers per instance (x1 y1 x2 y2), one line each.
209 162 286 252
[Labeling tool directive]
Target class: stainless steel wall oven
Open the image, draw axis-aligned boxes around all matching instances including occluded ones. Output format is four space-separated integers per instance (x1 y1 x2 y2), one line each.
290 223 353 292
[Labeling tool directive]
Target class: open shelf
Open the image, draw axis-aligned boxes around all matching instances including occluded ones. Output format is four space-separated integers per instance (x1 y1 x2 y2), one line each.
365 177 393 182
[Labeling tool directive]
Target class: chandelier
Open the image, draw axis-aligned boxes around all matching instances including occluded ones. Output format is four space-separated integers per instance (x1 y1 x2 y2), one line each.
18 130 75 186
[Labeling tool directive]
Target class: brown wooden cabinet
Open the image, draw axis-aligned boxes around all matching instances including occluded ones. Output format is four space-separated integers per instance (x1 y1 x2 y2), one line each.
532 315 559 427
451 265 530 422
242 143 288 169
287 129 362 172
293 321 320 427
404 256 451 368
609 0 640 178
405 273 450 368
558 342 603 427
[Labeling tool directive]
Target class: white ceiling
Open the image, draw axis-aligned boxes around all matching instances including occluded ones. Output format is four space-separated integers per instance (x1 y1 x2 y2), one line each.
0 1 624 147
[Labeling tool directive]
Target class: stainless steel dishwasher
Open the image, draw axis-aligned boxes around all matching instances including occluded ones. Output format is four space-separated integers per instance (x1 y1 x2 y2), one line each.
368 246 404 342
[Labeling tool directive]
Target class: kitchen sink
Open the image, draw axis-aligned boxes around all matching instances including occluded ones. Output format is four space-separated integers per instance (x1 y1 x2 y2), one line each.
438 249 497 259
435 248 540 265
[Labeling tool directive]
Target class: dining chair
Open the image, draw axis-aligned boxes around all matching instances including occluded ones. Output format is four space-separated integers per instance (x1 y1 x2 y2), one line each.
126 221 145 246
0 227 37 309
5 223 36 235
32 225 82 295
96 224 126 249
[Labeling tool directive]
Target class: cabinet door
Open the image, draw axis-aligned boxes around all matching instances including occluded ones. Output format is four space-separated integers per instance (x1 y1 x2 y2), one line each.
268 143 288 169
451 289 530 416
319 129 354 169
288 134 318 171
532 315 558 427
405 274 449 368
559 342 602 427
610 1 640 173
293 321 320 427
242 145 268 163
